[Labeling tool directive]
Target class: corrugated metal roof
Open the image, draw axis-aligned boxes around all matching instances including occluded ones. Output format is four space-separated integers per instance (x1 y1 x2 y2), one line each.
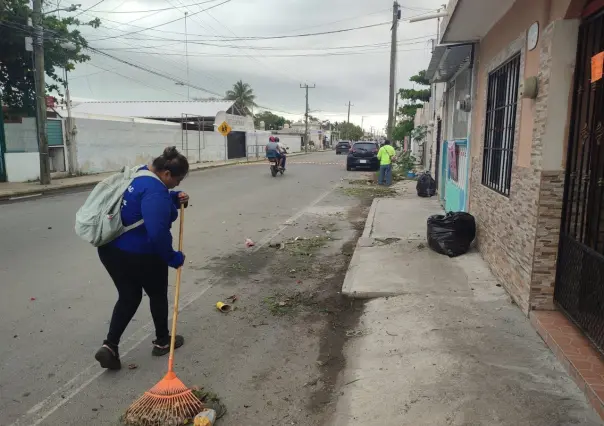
71 100 235 119
426 43 473 83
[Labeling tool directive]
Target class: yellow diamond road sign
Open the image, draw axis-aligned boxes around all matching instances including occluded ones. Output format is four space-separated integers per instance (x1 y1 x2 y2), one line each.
217 121 232 136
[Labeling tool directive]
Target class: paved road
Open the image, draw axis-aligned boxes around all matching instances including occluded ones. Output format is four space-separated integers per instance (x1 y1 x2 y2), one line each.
0 151 354 425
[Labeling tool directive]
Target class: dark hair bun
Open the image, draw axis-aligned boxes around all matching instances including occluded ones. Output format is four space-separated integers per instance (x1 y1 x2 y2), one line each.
163 146 179 160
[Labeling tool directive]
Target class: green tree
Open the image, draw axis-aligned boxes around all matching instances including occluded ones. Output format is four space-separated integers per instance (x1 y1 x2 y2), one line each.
397 70 431 120
410 70 430 86
254 111 287 130
336 122 364 141
393 69 431 143
225 80 256 115
0 0 100 112
392 120 414 143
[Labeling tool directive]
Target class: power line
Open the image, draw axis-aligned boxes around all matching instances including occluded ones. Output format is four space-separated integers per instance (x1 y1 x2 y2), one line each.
86 63 189 98
281 8 391 33
92 0 223 13
82 9 234 92
86 14 390 42
89 0 232 41
182 20 393 41
88 46 224 96
89 46 428 58
72 0 106 18
95 37 432 51
86 47 301 115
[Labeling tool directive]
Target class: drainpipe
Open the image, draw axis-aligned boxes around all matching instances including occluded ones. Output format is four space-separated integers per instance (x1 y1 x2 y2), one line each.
466 44 476 212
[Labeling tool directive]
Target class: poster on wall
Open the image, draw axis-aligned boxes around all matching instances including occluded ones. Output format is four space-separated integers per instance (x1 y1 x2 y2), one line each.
592 52 604 82
448 141 457 181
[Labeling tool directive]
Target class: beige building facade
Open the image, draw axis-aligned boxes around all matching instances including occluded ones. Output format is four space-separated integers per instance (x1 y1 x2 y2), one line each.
437 0 601 320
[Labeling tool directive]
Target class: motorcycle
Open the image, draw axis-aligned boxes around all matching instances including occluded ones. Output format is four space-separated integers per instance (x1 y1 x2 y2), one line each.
268 157 284 177
267 150 287 177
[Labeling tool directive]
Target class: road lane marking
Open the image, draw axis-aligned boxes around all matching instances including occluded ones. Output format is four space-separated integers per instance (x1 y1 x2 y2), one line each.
9 183 339 426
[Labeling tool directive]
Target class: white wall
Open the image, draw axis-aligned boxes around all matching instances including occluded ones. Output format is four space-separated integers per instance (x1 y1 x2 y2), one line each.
73 113 226 174
245 131 270 158
277 134 302 153
181 128 226 163
5 152 40 182
4 118 38 152
245 132 302 158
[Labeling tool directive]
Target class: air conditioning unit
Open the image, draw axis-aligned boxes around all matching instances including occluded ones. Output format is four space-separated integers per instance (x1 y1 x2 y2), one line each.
456 96 472 112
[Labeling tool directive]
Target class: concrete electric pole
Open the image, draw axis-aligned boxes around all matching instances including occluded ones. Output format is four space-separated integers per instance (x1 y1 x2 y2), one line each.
33 0 51 185
346 101 353 123
387 1 400 141
300 83 315 153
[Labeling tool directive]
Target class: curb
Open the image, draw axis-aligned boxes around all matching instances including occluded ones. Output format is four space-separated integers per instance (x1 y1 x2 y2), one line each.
341 198 385 299
361 198 380 239
0 152 310 202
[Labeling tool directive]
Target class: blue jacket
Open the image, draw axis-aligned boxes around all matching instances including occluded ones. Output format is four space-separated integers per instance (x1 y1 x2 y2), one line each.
110 166 184 268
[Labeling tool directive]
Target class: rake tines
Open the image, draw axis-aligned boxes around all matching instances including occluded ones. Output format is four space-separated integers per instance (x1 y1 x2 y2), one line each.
122 372 204 426
122 206 204 426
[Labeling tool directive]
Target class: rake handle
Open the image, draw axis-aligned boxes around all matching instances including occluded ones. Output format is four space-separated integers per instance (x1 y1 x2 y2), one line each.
167 204 185 374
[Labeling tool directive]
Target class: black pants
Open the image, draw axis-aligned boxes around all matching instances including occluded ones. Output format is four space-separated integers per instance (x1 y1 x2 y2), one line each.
98 245 169 347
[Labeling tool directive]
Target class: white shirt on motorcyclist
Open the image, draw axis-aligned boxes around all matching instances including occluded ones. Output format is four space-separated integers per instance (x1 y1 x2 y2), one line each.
266 142 286 154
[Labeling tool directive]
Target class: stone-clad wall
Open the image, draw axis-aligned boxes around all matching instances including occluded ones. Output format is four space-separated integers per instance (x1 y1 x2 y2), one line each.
470 20 577 314
531 171 565 310
469 34 540 315
529 19 579 310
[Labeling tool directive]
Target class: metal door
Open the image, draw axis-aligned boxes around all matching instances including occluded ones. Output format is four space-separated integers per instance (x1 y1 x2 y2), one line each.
555 8 604 352
0 97 6 182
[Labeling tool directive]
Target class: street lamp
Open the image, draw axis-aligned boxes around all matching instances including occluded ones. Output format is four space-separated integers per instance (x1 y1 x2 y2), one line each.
43 4 80 14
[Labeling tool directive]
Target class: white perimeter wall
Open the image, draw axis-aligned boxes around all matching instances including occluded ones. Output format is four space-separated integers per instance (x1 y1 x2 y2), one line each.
73 113 226 174
245 132 302 158
4 118 40 182
5 153 40 182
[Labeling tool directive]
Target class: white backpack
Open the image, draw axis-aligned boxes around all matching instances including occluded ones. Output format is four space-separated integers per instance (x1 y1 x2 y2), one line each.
75 165 162 247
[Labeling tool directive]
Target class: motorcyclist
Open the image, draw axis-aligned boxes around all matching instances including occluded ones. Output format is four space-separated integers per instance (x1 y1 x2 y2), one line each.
266 136 287 170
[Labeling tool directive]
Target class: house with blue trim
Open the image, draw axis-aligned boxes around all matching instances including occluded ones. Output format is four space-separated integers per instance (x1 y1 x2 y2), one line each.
426 43 475 214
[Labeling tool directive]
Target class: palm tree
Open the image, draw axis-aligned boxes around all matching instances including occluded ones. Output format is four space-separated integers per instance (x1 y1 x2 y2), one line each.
225 80 256 116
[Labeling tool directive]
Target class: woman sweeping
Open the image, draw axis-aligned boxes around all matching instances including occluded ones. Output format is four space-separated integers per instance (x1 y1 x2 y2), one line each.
95 147 190 370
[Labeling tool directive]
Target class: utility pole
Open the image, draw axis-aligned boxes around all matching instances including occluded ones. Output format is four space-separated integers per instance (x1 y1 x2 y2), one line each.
33 0 51 185
64 71 76 175
184 12 190 100
387 1 400 141
346 101 353 123
300 83 315 153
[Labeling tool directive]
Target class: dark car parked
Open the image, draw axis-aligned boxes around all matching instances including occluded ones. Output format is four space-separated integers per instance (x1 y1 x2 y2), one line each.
347 142 379 171
335 141 352 155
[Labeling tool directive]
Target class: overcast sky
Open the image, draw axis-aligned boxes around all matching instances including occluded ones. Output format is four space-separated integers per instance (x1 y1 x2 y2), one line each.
57 0 445 133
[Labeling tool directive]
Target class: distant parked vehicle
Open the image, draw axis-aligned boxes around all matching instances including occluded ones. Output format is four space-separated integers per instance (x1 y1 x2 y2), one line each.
346 141 379 171
335 141 352 155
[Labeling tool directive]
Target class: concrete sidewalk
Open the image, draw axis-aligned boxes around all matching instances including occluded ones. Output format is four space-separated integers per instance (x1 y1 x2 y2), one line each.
331 181 602 425
0 153 308 201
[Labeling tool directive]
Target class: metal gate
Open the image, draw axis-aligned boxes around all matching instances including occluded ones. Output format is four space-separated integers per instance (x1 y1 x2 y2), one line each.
434 118 442 184
555 8 604 352
0 97 6 182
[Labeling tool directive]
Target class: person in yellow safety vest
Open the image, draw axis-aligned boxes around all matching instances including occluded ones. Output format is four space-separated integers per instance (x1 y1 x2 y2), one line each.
377 140 396 186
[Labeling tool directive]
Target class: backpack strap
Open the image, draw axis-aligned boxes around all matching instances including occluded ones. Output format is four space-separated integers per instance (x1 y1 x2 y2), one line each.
134 169 164 185
121 169 164 233
123 218 145 232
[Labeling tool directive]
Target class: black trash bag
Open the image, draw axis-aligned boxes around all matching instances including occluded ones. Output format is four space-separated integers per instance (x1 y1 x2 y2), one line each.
427 212 476 257
417 172 437 197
